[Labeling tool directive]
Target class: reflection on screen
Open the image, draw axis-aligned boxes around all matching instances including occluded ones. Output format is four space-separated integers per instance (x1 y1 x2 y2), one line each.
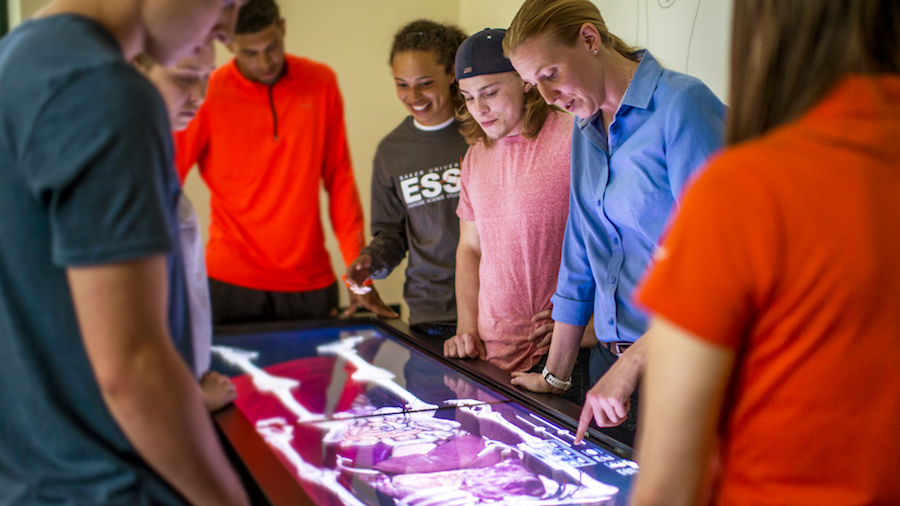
213 327 636 505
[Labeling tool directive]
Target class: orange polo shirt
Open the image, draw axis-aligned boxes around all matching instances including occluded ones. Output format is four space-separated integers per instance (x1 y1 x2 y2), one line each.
639 76 900 505
175 55 365 292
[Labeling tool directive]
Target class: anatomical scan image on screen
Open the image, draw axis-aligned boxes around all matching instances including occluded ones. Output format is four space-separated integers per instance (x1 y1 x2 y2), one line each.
213 327 637 505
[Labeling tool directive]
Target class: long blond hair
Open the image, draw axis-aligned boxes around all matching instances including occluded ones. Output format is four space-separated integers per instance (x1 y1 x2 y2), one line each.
504 0 639 61
455 85 560 146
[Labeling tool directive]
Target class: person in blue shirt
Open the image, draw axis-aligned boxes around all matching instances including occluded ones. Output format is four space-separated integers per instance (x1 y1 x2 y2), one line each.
505 0 726 445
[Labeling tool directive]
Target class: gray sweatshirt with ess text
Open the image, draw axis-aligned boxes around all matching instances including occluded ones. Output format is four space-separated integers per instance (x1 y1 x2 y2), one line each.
360 116 469 326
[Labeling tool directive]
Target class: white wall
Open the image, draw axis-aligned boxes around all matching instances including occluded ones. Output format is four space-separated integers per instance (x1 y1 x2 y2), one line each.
6 0 21 28
619 0 732 103
18 0 42 19
459 0 520 33
459 0 731 103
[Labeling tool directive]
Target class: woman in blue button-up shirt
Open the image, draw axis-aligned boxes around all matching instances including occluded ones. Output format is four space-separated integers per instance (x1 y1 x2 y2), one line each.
505 0 726 443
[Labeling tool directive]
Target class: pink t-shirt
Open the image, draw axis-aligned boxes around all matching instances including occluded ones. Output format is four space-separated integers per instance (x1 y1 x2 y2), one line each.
457 111 574 372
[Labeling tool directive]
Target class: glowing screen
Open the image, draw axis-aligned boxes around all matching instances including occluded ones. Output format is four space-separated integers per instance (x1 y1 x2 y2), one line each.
212 325 636 505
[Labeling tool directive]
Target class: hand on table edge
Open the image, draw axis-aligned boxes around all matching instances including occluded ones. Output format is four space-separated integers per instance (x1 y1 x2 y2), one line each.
510 370 564 394
200 371 237 413
443 331 486 360
343 286 399 318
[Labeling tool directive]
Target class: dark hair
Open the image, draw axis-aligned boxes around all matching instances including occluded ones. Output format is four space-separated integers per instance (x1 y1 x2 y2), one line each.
728 0 900 144
390 20 467 75
390 20 468 112
236 0 281 35
456 85 561 146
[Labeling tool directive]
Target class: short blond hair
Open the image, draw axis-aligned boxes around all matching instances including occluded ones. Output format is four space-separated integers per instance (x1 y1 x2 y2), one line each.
504 0 639 61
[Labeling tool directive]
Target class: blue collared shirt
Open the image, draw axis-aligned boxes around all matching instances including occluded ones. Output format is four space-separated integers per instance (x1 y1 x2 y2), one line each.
550 50 727 342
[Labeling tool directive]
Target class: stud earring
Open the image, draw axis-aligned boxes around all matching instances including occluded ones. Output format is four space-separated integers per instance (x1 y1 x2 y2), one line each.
593 49 598 55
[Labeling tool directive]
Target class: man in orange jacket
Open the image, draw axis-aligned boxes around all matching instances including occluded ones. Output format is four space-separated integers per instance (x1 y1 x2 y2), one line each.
176 0 390 323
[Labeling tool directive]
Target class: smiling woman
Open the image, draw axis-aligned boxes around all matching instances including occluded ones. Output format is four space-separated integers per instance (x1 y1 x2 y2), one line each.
344 19 469 336
391 50 456 128
388 21 467 127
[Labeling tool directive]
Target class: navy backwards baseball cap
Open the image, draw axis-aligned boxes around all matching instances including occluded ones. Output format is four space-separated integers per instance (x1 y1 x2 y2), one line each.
455 28 516 82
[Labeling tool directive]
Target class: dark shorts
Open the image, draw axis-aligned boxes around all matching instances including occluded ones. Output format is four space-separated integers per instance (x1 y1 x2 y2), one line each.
528 347 593 407
208 278 339 325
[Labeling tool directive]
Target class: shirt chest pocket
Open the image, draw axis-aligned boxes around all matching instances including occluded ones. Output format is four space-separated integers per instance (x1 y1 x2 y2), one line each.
605 190 675 244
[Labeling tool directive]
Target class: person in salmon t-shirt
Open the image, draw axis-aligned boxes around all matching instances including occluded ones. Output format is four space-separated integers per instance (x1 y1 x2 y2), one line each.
442 28 596 405
630 1 900 505
175 0 390 324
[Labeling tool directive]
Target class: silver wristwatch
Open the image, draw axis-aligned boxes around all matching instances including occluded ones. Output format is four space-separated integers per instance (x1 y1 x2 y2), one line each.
541 367 572 391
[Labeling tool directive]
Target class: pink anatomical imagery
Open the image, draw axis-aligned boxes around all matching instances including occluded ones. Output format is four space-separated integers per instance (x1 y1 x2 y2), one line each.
211 325 637 505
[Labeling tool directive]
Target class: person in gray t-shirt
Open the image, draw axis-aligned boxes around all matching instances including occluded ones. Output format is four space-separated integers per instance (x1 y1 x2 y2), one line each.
346 20 469 336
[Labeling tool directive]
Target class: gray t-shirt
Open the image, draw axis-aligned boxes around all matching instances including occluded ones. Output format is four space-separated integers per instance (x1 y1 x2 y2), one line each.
361 117 469 326
179 192 212 377
0 15 190 505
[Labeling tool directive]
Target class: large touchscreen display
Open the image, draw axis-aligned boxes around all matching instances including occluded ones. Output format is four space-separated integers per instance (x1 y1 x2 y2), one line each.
212 325 637 506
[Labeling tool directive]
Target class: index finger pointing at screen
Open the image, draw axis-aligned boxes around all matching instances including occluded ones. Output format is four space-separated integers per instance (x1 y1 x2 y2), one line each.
574 403 595 444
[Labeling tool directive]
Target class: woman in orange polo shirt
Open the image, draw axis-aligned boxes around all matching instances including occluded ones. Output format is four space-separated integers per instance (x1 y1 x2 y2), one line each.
631 1 900 505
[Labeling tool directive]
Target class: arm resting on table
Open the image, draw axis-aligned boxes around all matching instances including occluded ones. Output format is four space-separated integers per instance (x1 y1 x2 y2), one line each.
511 321 584 393
445 219 485 359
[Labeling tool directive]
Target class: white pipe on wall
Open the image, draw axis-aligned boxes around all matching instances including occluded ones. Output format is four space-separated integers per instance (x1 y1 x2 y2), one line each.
8 0 22 29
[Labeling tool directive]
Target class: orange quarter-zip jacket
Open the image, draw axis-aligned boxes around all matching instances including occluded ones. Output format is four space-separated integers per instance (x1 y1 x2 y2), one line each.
175 55 365 292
